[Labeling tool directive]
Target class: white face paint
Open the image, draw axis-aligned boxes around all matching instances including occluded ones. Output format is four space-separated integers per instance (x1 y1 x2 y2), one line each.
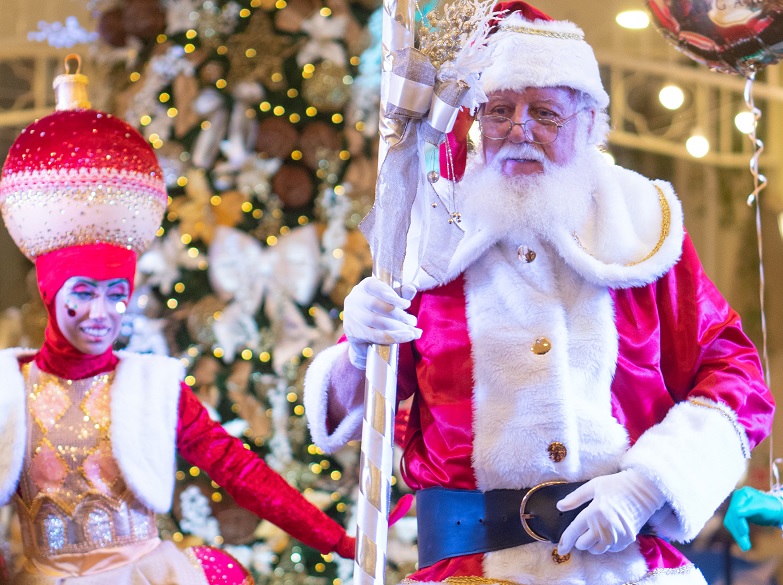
55 277 130 355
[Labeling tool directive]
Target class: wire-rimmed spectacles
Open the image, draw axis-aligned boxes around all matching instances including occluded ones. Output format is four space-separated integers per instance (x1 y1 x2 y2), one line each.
477 110 583 145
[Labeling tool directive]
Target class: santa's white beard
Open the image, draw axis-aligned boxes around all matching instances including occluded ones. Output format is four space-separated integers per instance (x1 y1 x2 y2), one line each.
456 142 599 243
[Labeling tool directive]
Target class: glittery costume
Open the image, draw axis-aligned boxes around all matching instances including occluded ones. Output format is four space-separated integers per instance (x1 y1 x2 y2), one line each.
10 358 207 584
0 57 355 584
0 347 355 584
16 364 157 562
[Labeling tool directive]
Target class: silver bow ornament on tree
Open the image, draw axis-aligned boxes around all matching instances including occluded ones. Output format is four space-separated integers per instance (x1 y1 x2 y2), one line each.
218 80 266 173
137 226 203 295
207 223 334 368
191 87 230 169
298 11 349 67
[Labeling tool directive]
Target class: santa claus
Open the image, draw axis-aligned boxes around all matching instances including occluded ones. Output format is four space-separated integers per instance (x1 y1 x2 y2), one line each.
303 2 774 584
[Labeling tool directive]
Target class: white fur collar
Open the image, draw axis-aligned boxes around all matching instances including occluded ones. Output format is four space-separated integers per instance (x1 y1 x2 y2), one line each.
111 351 184 513
410 152 683 291
549 165 684 288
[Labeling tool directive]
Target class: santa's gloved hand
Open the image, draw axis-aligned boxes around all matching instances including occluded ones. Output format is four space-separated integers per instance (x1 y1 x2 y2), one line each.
724 486 783 552
557 469 666 555
343 277 421 369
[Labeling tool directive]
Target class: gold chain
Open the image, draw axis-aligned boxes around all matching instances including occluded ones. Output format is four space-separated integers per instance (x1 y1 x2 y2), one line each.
688 398 750 458
403 577 526 585
499 23 583 41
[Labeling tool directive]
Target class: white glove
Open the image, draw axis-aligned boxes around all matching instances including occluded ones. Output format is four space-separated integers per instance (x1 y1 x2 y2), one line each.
557 469 666 555
343 277 421 369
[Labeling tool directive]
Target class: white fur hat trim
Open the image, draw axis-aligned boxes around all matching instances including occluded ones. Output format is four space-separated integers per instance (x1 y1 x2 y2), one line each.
480 14 609 108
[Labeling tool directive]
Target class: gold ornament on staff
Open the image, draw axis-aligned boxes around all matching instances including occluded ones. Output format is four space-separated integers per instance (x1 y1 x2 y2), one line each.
419 1 486 69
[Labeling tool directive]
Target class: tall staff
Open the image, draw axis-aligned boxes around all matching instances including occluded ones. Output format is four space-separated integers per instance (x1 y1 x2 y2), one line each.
353 1 415 585
354 0 496 579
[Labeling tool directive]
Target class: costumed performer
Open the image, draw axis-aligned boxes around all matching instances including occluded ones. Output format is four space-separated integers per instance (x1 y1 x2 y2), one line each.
302 2 775 584
0 57 355 585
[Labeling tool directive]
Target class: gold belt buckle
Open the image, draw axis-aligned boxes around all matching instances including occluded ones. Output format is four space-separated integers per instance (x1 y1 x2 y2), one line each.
519 480 566 543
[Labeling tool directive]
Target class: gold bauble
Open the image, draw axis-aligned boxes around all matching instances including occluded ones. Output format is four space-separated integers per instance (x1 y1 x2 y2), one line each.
186 295 226 347
301 60 351 113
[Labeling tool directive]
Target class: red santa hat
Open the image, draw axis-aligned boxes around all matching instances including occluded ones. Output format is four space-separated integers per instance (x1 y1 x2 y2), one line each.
440 1 608 180
480 1 609 108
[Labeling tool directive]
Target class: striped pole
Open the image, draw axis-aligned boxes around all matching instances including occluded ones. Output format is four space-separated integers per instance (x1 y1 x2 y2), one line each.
353 1 415 584
354 330 399 585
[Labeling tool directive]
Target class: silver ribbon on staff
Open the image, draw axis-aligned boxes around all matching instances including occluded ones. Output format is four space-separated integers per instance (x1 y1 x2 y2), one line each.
355 2 493 581
361 48 468 283
421 78 470 144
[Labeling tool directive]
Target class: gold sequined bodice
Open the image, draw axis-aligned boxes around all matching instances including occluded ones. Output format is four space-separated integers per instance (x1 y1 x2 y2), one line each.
14 362 158 560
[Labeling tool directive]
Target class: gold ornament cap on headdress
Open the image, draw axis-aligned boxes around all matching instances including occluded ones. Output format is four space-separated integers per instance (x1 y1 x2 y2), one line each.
53 54 91 111
0 54 167 261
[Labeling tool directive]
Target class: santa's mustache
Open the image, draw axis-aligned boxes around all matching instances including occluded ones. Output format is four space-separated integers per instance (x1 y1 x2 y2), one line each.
492 143 548 166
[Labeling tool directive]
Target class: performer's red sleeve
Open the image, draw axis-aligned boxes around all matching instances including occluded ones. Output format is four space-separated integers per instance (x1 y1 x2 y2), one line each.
176 383 355 558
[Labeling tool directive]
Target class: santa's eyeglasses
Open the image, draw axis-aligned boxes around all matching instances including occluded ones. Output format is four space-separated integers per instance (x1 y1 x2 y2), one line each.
477 110 583 145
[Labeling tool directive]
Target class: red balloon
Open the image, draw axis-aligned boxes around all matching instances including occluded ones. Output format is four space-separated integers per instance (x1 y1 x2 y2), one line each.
647 1 783 76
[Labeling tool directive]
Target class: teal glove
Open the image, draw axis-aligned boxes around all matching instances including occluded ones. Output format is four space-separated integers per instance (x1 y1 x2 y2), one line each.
724 486 783 551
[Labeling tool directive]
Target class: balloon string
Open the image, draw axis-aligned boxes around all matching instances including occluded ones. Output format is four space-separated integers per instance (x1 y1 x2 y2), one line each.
773 458 783 492
744 74 773 490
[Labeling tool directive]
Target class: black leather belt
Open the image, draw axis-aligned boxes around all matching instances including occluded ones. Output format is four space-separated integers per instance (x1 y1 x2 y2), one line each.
416 481 654 568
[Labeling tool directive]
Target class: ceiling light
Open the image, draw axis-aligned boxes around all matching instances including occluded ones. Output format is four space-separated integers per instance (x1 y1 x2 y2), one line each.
616 10 650 29
686 134 709 158
659 85 685 110
734 111 756 135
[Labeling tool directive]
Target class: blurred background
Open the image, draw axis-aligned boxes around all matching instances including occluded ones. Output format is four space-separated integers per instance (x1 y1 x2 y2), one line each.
0 0 781 583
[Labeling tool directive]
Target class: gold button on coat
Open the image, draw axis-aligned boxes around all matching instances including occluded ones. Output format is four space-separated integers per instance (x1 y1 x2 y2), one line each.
531 337 551 355
547 442 567 462
552 548 570 564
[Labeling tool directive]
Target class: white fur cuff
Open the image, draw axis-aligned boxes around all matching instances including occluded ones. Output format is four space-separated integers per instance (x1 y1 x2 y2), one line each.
622 398 748 542
304 343 363 453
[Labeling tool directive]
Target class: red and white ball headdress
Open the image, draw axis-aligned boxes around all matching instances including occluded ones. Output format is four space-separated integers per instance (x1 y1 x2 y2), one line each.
0 55 168 382
0 55 167 264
